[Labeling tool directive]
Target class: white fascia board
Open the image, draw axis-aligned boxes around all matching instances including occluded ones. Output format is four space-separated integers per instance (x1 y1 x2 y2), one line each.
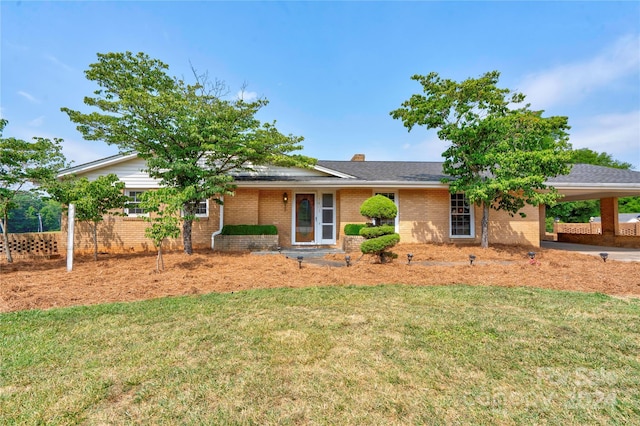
313 165 356 179
58 153 139 177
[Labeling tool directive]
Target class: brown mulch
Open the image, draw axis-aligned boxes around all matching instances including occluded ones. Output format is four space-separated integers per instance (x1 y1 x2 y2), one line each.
1 243 639 313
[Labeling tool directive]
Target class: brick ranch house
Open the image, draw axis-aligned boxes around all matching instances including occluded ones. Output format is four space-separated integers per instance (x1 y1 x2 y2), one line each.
57 153 640 254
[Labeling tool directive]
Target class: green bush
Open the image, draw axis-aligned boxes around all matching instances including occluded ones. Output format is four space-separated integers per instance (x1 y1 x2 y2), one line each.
360 233 400 254
220 225 278 235
359 225 395 239
344 223 367 236
360 194 397 221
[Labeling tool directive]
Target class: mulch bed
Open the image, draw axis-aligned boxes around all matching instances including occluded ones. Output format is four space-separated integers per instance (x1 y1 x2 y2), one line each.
1 243 638 313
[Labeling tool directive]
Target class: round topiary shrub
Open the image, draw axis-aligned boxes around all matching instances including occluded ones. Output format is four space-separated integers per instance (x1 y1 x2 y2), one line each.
360 195 397 225
359 195 399 263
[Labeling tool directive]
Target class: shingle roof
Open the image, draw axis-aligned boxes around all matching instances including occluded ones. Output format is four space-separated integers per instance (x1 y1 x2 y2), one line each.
547 164 640 184
316 161 448 182
317 161 640 185
59 151 640 187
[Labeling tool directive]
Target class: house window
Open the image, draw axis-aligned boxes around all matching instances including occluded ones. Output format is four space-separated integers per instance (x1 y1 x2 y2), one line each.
375 191 398 228
182 199 208 218
450 193 473 237
126 190 146 216
195 199 208 217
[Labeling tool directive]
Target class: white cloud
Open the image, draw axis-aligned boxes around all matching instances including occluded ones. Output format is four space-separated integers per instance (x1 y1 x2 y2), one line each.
28 116 45 127
44 54 75 73
236 90 258 101
518 34 640 109
17 90 41 104
570 110 640 168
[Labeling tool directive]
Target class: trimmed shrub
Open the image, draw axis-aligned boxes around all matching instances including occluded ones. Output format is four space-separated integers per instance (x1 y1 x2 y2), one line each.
359 225 396 239
359 194 400 262
360 195 397 222
360 233 400 254
344 223 367 236
220 225 278 235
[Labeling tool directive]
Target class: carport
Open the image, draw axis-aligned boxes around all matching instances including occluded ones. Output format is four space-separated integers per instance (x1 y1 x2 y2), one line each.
541 164 640 248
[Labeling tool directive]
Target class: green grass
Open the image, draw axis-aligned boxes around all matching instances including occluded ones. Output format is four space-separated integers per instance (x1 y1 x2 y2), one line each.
1 285 639 425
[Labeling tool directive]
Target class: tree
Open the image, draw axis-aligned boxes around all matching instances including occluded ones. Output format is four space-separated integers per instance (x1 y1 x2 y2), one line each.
139 188 182 272
62 51 315 255
4 191 61 233
571 148 633 169
359 194 400 263
0 119 67 262
391 71 572 248
47 174 130 261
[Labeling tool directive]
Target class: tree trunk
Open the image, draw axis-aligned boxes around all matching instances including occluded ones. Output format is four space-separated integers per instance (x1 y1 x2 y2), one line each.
1 216 13 263
157 244 164 272
93 221 98 261
183 218 193 255
481 201 490 249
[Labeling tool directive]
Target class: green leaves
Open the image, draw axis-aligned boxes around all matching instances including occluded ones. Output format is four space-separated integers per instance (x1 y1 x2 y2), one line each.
63 51 315 254
359 194 398 221
47 174 128 224
139 188 182 248
358 195 399 261
0 120 68 261
391 71 572 247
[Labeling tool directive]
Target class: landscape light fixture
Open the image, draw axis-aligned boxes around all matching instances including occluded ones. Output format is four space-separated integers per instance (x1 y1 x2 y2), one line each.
407 253 414 265
469 254 476 266
345 255 351 267
277 246 282 254
283 192 288 205
528 252 536 260
297 255 303 269
599 252 609 262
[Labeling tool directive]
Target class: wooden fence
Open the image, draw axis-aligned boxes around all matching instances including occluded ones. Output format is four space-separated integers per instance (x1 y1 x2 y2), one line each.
0 232 62 258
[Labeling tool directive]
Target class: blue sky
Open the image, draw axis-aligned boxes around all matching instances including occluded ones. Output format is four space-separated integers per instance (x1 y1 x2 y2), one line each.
2 1 639 169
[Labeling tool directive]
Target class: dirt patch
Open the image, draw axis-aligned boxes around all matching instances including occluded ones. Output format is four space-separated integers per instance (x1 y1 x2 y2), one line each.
1 243 639 312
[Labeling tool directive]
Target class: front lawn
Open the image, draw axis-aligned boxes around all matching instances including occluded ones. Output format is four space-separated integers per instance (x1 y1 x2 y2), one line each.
1 285 639 424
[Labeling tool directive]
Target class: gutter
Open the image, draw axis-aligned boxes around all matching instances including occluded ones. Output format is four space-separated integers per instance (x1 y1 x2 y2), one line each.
210 196 224 250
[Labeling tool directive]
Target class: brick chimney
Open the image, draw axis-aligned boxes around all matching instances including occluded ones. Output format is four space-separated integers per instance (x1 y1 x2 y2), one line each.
350 154 365 161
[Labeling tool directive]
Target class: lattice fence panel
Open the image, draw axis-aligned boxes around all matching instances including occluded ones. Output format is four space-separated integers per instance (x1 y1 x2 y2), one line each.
556 223 598 234
619 223 640 236
0 233 60 257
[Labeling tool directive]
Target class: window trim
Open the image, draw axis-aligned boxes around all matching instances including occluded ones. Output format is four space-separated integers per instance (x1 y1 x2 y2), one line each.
194 199 209 218
125 190 149 217
181 199 209 218
449 193 474 238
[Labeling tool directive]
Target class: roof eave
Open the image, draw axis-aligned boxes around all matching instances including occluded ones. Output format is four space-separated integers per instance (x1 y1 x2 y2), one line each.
58 152 138 177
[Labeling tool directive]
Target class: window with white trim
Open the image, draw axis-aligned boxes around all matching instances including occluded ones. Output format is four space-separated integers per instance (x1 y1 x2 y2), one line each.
182 199 209 218
375 191 398 228
194 199 208 217
450 193 473 237
126 190 146 216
